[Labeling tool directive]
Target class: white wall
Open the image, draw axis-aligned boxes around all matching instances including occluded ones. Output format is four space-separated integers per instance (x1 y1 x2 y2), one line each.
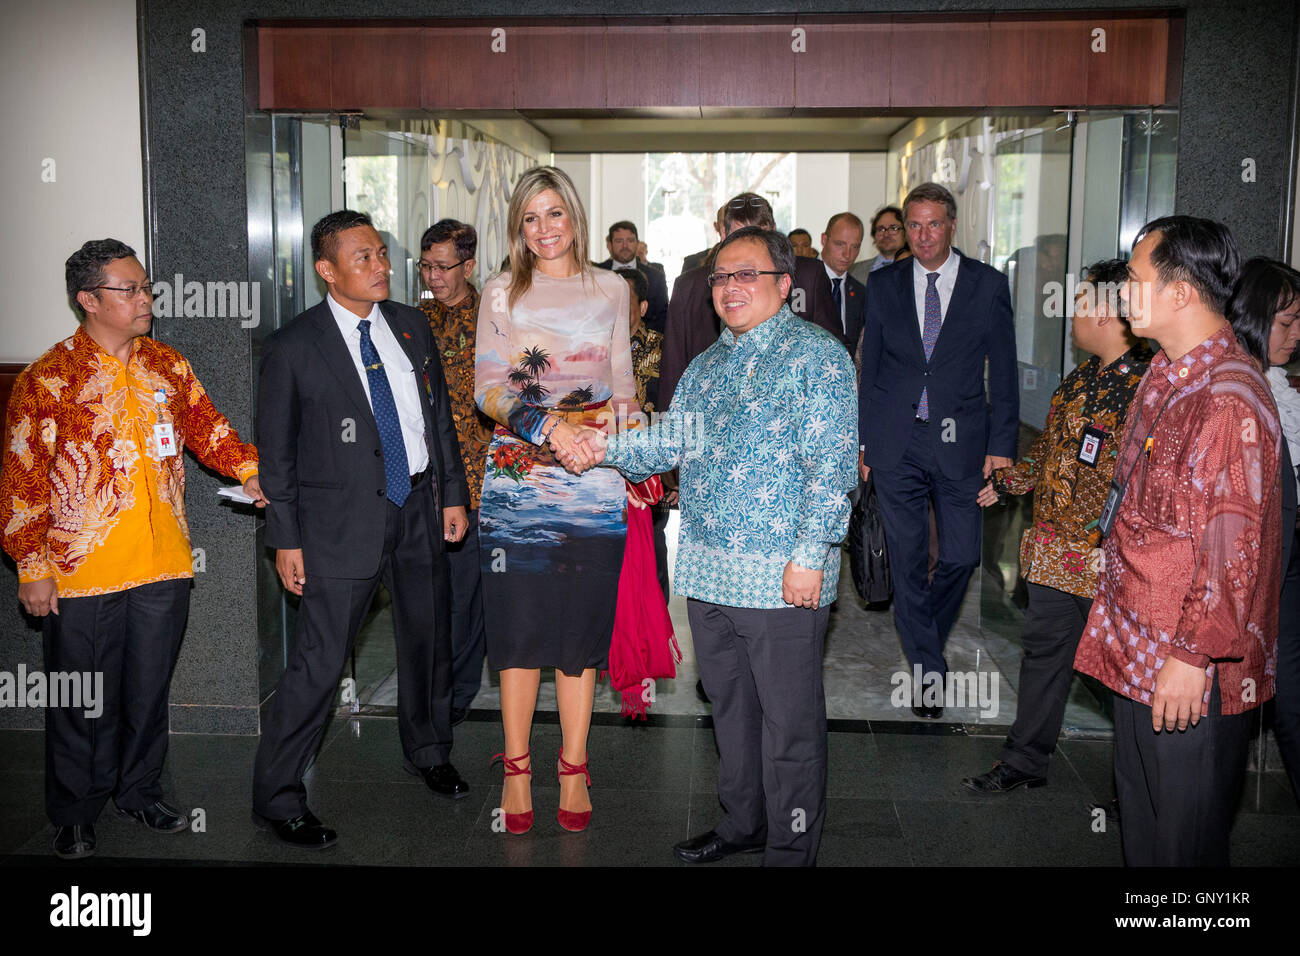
849 153 889 225
2 0 144 363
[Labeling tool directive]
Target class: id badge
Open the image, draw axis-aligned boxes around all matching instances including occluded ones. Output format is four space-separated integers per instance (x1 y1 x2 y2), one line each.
1077 425 1106 467
153 422 178 458
1098 479 1124 538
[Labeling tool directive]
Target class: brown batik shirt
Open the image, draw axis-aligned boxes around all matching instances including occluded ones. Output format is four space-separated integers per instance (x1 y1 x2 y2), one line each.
420 285 493 509
993 342 1153 599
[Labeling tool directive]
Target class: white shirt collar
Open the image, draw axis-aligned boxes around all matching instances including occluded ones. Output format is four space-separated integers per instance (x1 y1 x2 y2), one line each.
326 293 384 335
912 249 959 281
823 261 847 281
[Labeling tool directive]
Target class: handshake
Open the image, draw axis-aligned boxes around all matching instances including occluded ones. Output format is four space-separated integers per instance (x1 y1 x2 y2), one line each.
547 419 608 475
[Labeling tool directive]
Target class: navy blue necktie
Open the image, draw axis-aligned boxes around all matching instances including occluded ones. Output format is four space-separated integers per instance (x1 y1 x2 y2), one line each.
358 319 410 508
831 276 843 308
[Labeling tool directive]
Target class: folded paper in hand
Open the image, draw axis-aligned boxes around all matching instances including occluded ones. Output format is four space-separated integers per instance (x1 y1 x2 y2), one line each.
217 485 256 505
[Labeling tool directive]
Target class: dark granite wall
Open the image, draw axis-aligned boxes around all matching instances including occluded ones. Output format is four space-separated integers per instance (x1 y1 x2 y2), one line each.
2 0 1294 733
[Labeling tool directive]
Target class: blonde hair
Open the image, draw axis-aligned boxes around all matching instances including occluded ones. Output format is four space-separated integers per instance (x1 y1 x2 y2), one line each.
505 165 592 308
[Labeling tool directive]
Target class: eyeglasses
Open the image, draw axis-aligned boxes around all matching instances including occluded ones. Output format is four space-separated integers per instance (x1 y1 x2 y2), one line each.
873 224 903 236
92 282 154 299
706 269 785 288
418 259 467 274
727 196 769 211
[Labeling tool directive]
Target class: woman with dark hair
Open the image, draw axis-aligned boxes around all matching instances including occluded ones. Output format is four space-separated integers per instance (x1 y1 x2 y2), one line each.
474 166 653 834
1226 256 1300 803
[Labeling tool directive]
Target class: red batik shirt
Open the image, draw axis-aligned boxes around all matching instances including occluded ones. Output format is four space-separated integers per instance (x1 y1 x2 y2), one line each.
1 327 258 597
1074 327 1281 715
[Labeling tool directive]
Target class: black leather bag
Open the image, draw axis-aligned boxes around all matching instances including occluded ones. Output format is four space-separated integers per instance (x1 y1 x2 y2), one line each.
848 476 892 605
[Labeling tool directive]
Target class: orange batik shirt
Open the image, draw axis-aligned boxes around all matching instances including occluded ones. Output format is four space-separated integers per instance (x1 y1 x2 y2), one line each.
1 327 258 598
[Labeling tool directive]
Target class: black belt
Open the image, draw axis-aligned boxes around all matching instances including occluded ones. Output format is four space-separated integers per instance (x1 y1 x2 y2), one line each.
410 465 432 488
914 417 929 425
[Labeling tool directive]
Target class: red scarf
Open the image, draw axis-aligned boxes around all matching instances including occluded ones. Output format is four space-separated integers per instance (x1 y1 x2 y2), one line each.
606 476 680 718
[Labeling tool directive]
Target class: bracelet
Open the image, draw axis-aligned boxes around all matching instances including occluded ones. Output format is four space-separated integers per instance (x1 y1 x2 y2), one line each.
541 417 560 444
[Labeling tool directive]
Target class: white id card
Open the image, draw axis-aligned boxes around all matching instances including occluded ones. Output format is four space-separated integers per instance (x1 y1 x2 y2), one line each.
153 422 178 458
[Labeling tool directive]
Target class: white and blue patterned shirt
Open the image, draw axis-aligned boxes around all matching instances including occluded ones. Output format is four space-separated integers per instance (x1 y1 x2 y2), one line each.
603 305 858 609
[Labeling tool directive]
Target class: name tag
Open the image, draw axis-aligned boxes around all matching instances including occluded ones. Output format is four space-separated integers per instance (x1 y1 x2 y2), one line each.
1098 479 1123 538
1077 425 1106 467
153 423 178 458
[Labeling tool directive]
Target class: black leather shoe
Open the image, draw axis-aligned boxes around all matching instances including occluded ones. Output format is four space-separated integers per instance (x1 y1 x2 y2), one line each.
695 680 710 704
252 810 338 849
962 761 1047 794
404 760 470 798
673 829 764 864
52 824 96 860
115 799 188 832
450 706 469 727
911 703 943 719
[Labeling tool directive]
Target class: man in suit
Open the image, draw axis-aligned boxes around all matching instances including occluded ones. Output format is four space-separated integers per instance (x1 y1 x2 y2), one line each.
821 212 867 353
253 210 471 848
850 205 907 286
789 228 818 259
857 183 1018 718
595 220 669 334
682 204 727 275
659 192 839 407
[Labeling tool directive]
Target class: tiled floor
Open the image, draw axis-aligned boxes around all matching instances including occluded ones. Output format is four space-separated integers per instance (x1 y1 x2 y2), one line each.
2 718 1295 866
3 516 1295 867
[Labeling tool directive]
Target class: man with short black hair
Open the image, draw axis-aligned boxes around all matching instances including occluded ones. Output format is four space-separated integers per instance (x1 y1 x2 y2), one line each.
1074 216 1280 866
788 228 817 259
418 218 493 724
596 220 669 334
963 259 1152 794
575 226 857 866
1 238 264 859
254 210 470 849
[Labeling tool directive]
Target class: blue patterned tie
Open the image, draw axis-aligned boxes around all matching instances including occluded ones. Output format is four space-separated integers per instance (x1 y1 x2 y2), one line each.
917 271 941 421
831 276 842 308
358 319 410 507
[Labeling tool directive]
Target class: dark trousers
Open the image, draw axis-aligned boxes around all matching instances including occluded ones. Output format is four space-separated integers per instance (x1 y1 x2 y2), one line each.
253 479 453 819
42 578 191 826
1274 527 1300 803
872 419 983 677
1000 583 1094 777
652 501 671 601
688 599 830 867
447 508 486 711
1112 679 1252 866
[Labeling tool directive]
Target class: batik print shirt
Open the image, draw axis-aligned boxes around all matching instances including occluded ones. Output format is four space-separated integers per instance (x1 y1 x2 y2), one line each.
993 343 1152 599
603 306 858 609
629 324 663 415
421 286 493 509
1073 327 1281 715
1 327 258 597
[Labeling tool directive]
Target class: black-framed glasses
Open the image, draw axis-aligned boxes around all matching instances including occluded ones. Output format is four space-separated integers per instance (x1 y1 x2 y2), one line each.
727 196 768 211
418 259 467 274
92 282 154 298
706 269 785 288
873 224 903 236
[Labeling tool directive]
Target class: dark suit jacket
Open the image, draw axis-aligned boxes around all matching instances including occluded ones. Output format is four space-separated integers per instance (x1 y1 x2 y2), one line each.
837 271 866 355
658 256 838 408
257 299 468 580
594 258 669 334
681 247 713 274
857 255 1018 480
1283 440 1297 576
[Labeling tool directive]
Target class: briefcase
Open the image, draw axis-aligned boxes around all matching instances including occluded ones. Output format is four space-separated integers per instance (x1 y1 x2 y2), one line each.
848 476 892 605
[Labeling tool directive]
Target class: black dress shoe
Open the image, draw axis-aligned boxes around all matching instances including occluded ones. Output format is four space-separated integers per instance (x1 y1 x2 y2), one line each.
450 706 469 727
962 761 1047 794
673 829 764 864
252 810 338 849
115 799 188 832
695 680 710 704
52 824 96 860
911 703 943 719
404 760 470 798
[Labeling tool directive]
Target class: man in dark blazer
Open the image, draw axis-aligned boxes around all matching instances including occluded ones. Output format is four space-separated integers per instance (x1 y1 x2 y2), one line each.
858 183 1018 718
659 193 839 407
595 220 669 334
820 211 867 354
681 203 727 275
253 210 470 848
